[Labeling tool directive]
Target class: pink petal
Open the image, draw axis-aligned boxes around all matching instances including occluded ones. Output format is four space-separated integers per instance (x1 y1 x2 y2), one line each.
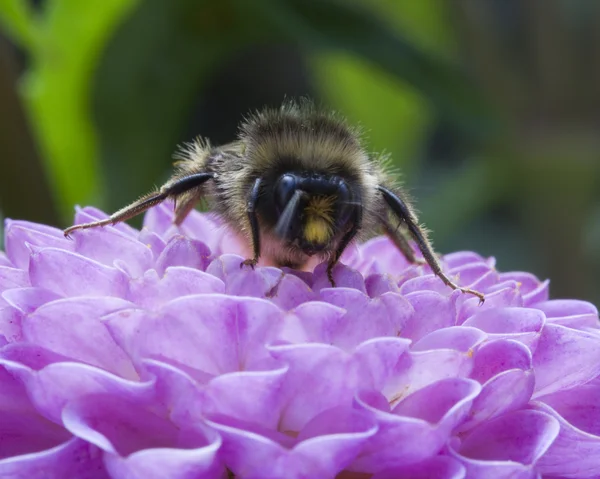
128 267 225 309
282 301 346 344
382 349 474 401
319 289 413 349
0 252 11 267
2 287 61 314
23 362 152 423
0 437 108 479
532 323 600 397
536 299 599 330
539 377 600 436
155 236 212 275
73 228 153 277
138 228 167 259
532 401 600 477
471 339 532 383
207 407 376 479
372 456 466 479
4 219 73 270
364 274 400 297
352 378 480 472
403 291 459 342
63 394 223 479
0 265 29 290
206 255 283 298
443 251 489 269
142 202 177 237
0 305 23 342
447 262 496 289
355 236 412 276
22 298 137 378
458 286 523 325
269 274 317 310
463 307 544 348
312 262 366 293
203 366 289 430
450 409 559 478
412 326 486 353
29 248 129 298
105 295 283 375
463 341 535 431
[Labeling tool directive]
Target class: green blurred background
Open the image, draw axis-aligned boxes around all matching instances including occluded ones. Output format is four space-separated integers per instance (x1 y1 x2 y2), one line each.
1 0 599 304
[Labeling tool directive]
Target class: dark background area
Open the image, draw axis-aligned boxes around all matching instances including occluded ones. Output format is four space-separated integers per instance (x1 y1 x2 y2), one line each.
1 0 599 304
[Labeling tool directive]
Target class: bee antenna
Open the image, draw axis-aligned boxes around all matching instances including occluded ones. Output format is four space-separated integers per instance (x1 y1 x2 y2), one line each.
274 189 305 239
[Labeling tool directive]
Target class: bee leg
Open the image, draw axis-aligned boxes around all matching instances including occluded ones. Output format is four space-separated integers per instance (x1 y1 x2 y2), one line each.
64 172 215 237
377 185 485 303
382 219 426 265
241 177 262 269
326 207 362 287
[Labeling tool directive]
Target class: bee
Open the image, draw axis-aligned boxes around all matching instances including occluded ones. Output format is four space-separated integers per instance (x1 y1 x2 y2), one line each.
64 101 484 302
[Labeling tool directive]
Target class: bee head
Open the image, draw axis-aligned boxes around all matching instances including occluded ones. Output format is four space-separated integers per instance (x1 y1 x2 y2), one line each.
272 172 357 255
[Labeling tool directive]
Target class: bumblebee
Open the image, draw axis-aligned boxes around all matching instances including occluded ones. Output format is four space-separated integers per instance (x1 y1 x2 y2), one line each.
64 101 484 302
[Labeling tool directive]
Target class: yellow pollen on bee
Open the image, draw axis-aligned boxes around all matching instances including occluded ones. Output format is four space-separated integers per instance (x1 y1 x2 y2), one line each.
304 217 332 244
303 196 336 244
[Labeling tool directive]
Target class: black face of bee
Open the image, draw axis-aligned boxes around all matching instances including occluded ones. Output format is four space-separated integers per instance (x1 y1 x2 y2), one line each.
263 171 359 255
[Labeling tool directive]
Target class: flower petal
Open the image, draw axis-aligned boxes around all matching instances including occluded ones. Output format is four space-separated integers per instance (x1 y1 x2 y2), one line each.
22 298 137 378
0 437 107 479
458 286 523 325
463 307 545 348
364 274 400 297
536 299 599 330
128 267 225 309
4 219 73 270
29 248 130 298
23 362 152 423
203 366 289 430
382 349 474 401
206 254 283 298
312 262 366 293
372 456 466 479
412 326 486 353
532 400 600 477
0 265 29 290
403 291 458 342
208 407 376 479
270 273 317 310
63 394 223 479
73 228 154 277
0 305 23 342
155 236 212 275
352 378 480 472
106 295 283 375
450 409 559 478
532 323 600 397
2 287 61 314
319 289 413 349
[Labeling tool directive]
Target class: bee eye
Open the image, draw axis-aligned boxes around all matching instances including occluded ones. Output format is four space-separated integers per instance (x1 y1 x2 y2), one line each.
275 174 298 211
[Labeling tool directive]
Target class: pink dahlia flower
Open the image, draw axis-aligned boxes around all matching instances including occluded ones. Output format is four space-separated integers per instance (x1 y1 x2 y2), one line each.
1 203 599 479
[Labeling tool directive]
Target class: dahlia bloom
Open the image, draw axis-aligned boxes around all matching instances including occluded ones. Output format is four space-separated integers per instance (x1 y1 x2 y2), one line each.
1 203 599 479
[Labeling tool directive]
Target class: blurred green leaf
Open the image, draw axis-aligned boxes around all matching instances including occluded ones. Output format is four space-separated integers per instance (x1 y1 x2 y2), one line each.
312 0 457 174
313 54 431 173
8 0 139 221
0 0 38 50
254 0 494 139
418 159 500 242
94 0 250 212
